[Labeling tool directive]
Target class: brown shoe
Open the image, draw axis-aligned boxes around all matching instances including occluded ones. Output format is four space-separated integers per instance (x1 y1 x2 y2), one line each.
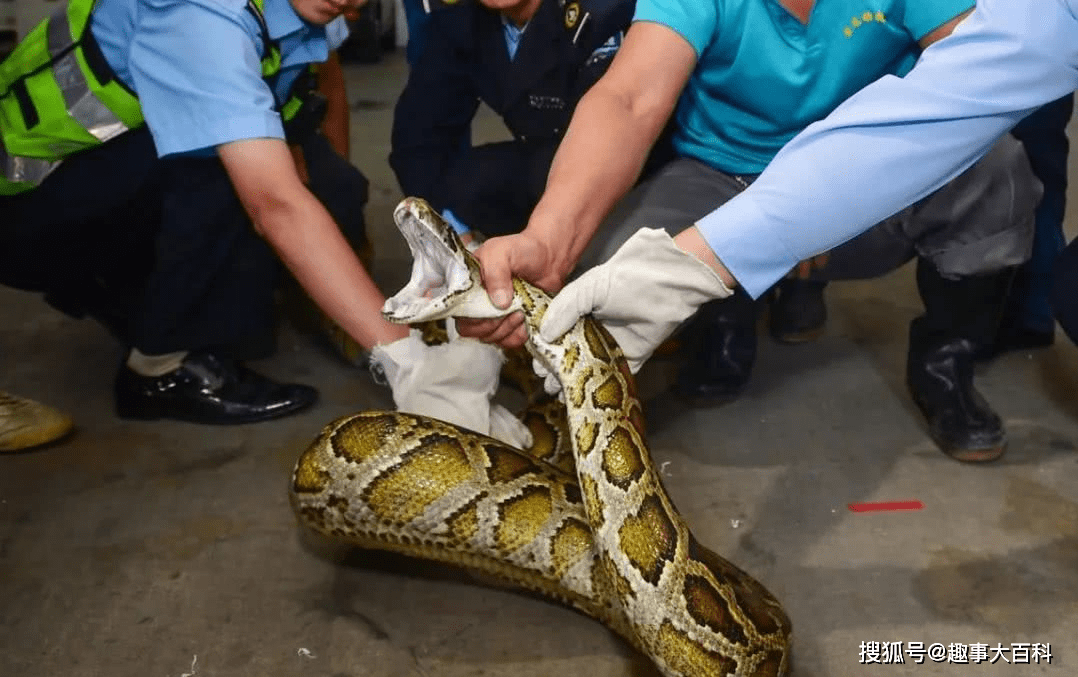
0 392 74 452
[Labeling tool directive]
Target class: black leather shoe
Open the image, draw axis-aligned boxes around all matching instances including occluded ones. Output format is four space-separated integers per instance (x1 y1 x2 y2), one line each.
906 338 1005 462
672 296 758 407
769 278 827 344
114 351 318 424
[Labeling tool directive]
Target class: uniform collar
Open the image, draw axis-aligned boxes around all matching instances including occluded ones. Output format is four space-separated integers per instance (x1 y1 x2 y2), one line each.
264 0 320 41
263 0 330 67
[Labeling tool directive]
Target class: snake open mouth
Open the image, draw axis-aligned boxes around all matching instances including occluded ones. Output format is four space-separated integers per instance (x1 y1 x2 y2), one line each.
382 198 476 323
383 197 517 323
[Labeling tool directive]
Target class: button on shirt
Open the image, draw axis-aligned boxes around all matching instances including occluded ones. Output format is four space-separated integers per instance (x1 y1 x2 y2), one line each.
91 0 347 157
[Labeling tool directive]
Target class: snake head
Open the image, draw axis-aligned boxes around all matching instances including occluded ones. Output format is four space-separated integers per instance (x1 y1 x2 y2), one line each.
383 197 516 323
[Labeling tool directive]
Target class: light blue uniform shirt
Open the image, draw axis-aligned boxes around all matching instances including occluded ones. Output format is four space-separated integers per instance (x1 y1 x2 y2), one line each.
634 0 971 174
697 0 1078 298
91 0 347 157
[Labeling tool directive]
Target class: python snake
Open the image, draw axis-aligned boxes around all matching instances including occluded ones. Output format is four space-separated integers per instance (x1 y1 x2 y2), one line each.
290 197 792 676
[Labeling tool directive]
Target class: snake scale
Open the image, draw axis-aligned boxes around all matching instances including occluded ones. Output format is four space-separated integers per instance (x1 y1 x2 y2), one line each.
290 197 792 676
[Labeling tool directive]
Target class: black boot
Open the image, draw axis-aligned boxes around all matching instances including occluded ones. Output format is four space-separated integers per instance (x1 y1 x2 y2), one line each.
906 260 1013 462
769 278 828 344
672 289 759 406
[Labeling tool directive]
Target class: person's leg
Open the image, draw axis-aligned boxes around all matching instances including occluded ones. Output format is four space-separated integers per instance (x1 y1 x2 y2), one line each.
0 129 315 424
109 153 318 423
998 93 1074 352
1053 237 1078 347
576 157 745 269
577 157 759 404
820 134 1039 462
0 128 165 342
126 154 283 356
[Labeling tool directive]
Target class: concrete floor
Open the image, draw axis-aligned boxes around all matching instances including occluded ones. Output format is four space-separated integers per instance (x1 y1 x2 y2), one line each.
3 53 1078 677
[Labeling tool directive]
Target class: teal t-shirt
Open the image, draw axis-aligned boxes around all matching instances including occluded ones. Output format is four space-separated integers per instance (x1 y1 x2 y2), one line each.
634 0 973 174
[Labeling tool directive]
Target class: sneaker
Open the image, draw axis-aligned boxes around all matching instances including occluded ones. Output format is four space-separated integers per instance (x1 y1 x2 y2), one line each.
0 392 74 452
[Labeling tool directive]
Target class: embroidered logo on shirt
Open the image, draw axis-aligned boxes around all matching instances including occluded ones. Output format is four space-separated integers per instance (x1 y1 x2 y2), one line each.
564 2 581 29
843 10 886 38
529 95 566 109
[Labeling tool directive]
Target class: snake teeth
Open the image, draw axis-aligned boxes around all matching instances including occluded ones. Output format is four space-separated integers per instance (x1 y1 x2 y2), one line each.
382 201 473 323
383 197 524 323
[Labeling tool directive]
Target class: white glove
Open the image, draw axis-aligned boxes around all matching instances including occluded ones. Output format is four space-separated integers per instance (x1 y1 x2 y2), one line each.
370 331 533 448
539 227 733 376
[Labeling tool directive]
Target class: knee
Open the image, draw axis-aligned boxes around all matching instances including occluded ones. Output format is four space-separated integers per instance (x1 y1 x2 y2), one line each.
984 135 1044 225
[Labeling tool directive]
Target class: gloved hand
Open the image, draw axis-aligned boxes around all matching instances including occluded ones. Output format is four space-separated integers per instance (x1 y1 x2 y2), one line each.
370 331 534 449
539 227 733 380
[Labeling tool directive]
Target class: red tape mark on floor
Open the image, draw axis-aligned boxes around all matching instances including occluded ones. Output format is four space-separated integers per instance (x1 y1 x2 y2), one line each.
847 500 924 513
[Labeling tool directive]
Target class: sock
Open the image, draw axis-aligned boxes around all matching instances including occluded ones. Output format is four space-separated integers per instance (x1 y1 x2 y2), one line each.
126 349 188 377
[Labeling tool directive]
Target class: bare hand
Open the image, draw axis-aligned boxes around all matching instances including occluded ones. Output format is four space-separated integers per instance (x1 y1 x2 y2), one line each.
456 232 566 348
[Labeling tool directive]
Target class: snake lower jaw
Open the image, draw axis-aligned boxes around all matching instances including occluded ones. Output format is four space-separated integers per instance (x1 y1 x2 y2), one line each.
384 284 521 324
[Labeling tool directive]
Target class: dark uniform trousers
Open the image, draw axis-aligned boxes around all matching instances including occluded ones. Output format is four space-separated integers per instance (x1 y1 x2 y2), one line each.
0 127 368 357
1009 94 1075 333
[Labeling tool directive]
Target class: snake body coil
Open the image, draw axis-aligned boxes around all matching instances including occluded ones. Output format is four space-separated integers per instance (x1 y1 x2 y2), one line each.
291 198 792 676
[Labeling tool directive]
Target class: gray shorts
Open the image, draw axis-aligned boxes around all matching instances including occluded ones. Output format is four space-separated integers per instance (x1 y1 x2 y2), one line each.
578 134 1040 283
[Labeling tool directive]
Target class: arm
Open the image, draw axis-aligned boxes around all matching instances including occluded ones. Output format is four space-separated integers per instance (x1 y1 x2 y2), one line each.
690 0 1078 297
389 14 481 209
459 20 696 345
526 21 696 281
217 137 407 349
916 8 972 49
777 5 972 281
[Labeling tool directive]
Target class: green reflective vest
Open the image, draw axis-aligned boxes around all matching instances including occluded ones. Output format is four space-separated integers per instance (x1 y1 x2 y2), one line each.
0 0 302 196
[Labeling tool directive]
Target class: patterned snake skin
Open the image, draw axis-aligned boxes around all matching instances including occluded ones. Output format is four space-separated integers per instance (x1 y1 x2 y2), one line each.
290 198 792 676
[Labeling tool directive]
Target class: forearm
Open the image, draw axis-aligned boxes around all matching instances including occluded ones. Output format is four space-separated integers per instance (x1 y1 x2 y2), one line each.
673 227 736 288
389 101 477 206
389 31 480 203
528 83 666 280
694 0 1078 298
252 193 406 349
